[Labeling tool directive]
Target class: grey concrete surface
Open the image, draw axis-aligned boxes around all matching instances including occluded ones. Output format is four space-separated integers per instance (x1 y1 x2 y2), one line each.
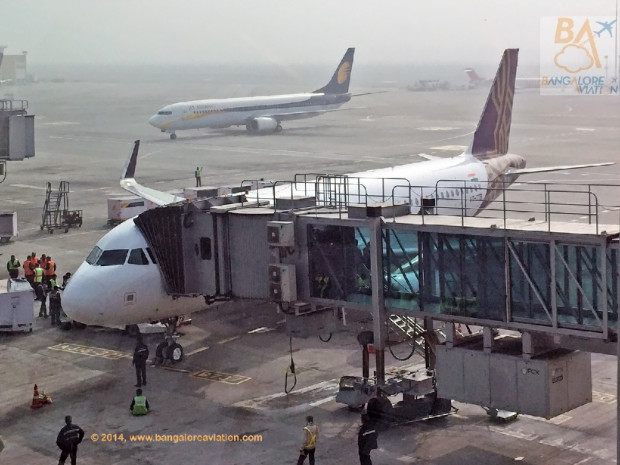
0 72 619 464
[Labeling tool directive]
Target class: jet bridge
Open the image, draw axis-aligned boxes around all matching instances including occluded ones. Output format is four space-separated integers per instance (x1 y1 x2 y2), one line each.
132 176 620 427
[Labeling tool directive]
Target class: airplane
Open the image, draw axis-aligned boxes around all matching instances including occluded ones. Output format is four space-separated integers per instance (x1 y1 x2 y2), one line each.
594 20 616 38
148 48 355 139
62 49 612 361
464 67 540 89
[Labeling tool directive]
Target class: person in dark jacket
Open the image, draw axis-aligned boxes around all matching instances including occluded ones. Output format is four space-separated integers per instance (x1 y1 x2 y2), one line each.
132 335 149 387
358 413 378 465
56 415 84 465
49 286 62 326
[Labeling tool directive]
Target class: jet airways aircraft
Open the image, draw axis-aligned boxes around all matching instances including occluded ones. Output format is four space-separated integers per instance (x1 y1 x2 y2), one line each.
62 49 612 360
148 48 355 139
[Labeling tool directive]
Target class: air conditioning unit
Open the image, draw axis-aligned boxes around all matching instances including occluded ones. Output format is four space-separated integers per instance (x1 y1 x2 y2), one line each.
269 264 297 302
267 221 295 247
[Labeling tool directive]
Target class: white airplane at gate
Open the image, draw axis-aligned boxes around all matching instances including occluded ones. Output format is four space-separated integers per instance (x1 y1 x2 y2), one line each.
148 48 355 139
62 49 612 357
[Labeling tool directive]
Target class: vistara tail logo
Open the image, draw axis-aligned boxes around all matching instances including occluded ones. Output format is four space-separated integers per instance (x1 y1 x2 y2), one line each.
541 16 618 95
337 61 351 84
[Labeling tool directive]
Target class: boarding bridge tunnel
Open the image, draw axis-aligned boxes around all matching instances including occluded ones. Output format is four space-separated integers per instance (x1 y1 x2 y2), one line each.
133 178 620 421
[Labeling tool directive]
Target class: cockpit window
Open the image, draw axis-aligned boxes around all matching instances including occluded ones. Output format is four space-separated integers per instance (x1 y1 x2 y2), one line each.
146 247 157 264
158 110 173 115
96 249 128 266
86 246 103 265
128 248 149 265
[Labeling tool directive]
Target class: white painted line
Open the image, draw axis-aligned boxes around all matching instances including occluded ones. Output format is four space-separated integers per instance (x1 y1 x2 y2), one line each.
185 346 210 356
217 336 240 344
10 184 48 190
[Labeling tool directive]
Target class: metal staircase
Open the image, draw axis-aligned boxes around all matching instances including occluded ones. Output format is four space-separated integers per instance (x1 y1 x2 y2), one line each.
388 314 427 356
41 181 71 233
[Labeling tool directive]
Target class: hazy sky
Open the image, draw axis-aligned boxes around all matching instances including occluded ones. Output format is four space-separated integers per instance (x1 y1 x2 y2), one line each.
3 0 618 66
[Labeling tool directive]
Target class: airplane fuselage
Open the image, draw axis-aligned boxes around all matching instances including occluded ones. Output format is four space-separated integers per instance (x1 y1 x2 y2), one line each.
149 92 351 133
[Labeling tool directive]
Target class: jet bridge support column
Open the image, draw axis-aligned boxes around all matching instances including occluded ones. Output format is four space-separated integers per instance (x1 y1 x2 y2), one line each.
369 215 387 384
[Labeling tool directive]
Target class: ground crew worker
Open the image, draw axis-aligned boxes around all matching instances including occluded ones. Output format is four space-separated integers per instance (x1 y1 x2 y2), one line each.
195 166 202 187
296 415 319 465
49 274 59 291
6 254 20 279
132 335 149 387
130 388 150 415
45 255 56 286
23 255 34 287
36 281 48 318
49 286 62 326
56 415 84 465
34 261 44 286
358 413 378 465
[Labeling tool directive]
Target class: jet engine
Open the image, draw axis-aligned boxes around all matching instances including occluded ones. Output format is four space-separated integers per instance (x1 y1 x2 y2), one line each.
246 117 280 133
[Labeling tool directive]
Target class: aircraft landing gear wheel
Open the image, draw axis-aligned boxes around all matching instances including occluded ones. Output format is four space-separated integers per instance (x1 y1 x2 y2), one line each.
170 133 177 140
275 124 282 132
125 324 140 337
168 342 184 363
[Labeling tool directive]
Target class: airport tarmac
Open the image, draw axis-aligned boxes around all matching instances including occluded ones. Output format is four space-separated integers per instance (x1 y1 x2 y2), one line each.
0 72 619 464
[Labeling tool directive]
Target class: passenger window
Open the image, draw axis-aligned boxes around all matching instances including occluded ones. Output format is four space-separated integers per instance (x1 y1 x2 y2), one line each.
128 248 149 265
96 249 128 266
146 248 157 264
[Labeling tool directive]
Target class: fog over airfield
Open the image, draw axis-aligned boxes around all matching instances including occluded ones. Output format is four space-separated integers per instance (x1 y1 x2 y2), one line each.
3 0 617 68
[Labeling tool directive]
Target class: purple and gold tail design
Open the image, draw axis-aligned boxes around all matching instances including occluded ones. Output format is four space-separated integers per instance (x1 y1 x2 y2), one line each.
468 49 518 161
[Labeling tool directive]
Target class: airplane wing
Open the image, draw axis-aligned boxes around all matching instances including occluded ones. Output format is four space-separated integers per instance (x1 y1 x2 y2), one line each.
120 140 186 206
507 162 614 175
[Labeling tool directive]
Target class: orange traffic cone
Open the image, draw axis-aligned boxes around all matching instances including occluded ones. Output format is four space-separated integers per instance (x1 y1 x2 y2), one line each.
31 384 42 409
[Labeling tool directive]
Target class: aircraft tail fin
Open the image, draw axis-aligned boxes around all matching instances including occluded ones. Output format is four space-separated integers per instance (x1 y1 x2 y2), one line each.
464 68 484 82
467 49 518 161
313 48 355 94
120 140 185 206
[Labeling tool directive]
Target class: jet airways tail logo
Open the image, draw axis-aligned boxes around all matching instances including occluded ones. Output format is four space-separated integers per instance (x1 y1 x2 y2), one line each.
541 16 618 95
337 61 352 84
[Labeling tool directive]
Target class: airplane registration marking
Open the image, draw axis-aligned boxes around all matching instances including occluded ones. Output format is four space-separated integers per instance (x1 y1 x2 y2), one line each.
190 370 251 385
48 343 131 360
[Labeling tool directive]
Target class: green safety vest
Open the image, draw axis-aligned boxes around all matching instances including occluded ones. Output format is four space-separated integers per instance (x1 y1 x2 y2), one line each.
132 396 148 415
7 259 19 270
34 267 43 283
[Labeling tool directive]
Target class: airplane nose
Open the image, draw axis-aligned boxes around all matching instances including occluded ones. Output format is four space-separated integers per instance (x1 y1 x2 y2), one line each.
148 114 160 128
62 273 108 325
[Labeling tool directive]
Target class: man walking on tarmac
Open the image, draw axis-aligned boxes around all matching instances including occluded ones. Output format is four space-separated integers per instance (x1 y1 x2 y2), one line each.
296 415 319 465
132 334 149 387
195 166 202 187
56 415 84 465
358 413 378 465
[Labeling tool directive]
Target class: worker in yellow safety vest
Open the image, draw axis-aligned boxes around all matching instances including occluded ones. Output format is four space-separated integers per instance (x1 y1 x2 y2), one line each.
130 388 149 415
296 415 319 465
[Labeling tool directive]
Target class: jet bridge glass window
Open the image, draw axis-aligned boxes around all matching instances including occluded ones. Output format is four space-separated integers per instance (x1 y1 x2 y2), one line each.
128 248 149 265
96 249 129 266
